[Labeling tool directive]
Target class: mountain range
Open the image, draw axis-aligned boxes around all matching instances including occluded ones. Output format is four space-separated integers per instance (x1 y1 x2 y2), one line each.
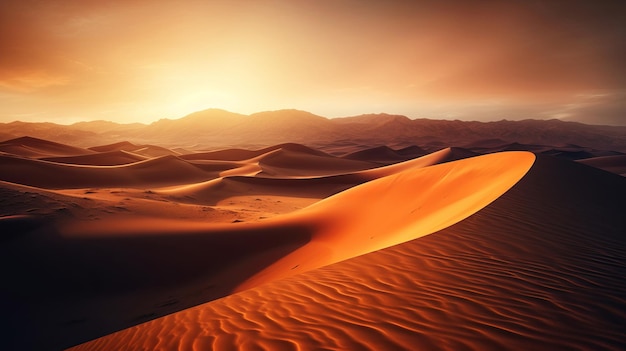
1 109 625 152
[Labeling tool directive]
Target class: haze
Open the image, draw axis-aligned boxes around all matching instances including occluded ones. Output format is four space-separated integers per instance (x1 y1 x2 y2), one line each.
1 0 625 125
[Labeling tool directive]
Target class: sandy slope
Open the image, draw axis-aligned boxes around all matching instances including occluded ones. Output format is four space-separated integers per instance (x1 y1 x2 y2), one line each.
89 141 181 157
578 154 626 176
0 136 93 158
41 150 147 166
69 154 626 351
3 136 625 351
2 149 533 350
0 154 216 188
156 147 473 214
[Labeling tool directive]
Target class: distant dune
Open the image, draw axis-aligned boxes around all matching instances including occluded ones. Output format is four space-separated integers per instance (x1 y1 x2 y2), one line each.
0 136 93 158
578 155 626 176
41 150 147 166
0 154 214 189
1 135 624 351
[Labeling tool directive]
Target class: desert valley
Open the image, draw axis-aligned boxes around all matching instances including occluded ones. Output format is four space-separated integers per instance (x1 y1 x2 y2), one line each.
0 110 625 350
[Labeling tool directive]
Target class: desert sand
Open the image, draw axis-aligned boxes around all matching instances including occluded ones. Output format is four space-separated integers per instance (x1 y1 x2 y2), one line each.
1 135 624 351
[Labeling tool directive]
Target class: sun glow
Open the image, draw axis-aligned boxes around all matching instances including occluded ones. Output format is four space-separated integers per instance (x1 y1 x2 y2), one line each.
0 0 624 125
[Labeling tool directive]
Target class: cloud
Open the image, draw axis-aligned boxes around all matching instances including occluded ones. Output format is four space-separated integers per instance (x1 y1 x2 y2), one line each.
0 0 624 124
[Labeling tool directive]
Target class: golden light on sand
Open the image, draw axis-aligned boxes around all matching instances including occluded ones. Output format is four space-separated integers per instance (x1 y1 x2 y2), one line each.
1 134 625 350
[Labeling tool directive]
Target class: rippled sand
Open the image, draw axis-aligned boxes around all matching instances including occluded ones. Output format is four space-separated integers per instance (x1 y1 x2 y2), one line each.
70 156 626 350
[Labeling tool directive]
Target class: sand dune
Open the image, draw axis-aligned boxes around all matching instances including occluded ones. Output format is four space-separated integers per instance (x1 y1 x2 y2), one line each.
256 148 377 177
0 154 215 189
88 141 140 153
357 147 479 179
89 141 180 157
0 136 93 158
70 154 626 351
158 147 472 209
237 151 535 291
396 144 427 156
578 154 626 176
41 150 147 166
3 149 533 350
340 144 429 164
3 135 624 351
181 143 330 161
342 145 412 163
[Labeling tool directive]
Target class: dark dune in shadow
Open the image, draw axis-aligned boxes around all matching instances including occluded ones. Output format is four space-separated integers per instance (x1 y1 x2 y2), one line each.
0 136 93 158
577 155 626 176
41 150 147 166
0 154 216 189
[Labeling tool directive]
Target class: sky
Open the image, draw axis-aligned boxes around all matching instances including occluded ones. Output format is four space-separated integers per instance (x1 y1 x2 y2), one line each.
1 0 625 125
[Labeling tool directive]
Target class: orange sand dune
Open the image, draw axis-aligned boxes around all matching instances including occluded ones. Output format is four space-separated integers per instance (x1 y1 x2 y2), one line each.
157 147 470 208
358 147 479 179
88 141 139 152
256 148 377 177
89 141 180 157
341 145 418 163
3 151 533 350
0 136 94 158
237 151 534 290
181 143 329 161
159 175 356 207
70 154 626 351
0 154 215 189
578 154 626 176
41 150 147 166
126 145 181 158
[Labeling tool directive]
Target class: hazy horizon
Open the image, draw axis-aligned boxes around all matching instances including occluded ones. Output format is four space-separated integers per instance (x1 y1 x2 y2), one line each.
1 0 625 126
3 107 626 128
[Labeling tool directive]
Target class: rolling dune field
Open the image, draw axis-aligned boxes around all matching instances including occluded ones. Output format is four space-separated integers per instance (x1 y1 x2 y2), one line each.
0 136 624 351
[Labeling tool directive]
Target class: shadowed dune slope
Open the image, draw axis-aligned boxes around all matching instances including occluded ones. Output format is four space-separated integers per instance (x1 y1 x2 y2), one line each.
0 136 93 158
160 147 479 206
41 150 147 166
0 154 215 189
340 144 430 163
88 141 139 152
342 145 409 163
71 154 626 351
257 149 377 177
3 151 532 350
89 141 180 157
181 143 329 161
578 155 626 176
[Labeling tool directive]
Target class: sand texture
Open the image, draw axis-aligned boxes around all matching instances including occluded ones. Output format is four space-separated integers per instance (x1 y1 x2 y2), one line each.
0 136 624 351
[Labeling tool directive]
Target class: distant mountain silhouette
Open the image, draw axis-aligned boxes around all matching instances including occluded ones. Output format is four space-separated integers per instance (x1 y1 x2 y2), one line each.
1 109 625 153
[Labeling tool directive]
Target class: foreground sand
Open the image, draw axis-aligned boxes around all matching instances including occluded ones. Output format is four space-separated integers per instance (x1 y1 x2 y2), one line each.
1 137 624 350
69 155 626 351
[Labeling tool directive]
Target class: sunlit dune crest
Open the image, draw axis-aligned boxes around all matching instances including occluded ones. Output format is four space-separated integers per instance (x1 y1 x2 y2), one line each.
237 151 535 291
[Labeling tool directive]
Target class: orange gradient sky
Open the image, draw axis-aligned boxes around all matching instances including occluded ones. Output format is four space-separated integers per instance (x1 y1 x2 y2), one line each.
1 0 625 125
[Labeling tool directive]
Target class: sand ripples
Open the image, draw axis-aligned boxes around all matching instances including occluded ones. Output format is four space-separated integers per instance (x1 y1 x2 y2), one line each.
71 155 626 351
